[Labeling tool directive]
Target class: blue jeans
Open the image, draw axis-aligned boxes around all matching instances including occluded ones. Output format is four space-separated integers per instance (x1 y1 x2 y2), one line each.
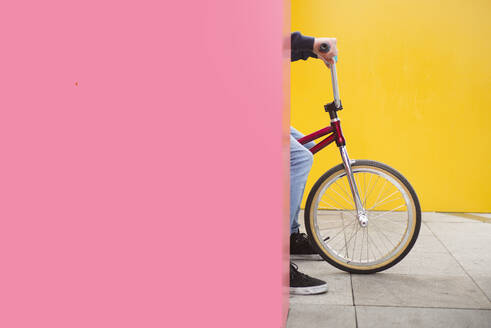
290 127 315 234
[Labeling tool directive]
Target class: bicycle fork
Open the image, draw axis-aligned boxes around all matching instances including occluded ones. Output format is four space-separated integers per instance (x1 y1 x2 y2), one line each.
327 61 368 227
330 114 368 227
339 146 368 227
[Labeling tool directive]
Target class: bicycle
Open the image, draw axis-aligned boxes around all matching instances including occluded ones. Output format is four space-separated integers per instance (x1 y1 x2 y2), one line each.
300 44 421 274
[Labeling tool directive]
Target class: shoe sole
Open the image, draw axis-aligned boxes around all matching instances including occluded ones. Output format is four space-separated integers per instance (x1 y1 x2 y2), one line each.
290 283 328 295
290 254 323 261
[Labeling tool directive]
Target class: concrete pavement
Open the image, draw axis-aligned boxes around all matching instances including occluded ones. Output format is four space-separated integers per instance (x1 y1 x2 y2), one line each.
287 212 491 328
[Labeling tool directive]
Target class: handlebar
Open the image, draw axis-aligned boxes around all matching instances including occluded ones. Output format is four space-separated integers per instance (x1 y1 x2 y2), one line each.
319 43 341 109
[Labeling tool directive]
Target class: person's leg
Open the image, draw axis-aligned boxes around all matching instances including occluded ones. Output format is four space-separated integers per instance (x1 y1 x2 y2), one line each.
290 132 313 234
290 261 328 295
290 126 315 150
289 127 327 295
289 127 322 261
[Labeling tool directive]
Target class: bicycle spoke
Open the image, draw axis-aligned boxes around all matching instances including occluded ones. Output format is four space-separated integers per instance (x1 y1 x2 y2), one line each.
363 173 369 208
351 223 359 261
319 225 348 231
370 204 406 220
368 190 401 210
369 197 405 212
367 227 376 262
372 226 387 257
326 220 356 244
317 211 350 216
364 175 380 208
359 226 365 263
370 219 397 250
371 179 388 209
319 198 342 210
338 223 361 254
354 173 365 210
366 226 384 259
320 196 357 219
330 183 356 209
341 211 349 258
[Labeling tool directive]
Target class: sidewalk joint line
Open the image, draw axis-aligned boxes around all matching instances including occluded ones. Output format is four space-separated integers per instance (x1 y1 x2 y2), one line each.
350 273 359 328
424 221 491 304
355 304 491 311
436 212 491 224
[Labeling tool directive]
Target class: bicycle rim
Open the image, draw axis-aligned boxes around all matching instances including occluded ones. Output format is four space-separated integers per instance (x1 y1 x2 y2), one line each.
306 162 420 273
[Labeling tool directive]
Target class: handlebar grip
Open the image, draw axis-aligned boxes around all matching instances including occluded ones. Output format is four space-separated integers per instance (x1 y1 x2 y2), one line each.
319 43 330 53
319 42 338 62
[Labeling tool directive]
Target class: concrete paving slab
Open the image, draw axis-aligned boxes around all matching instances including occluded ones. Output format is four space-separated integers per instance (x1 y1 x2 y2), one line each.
415 221 435 235
356 220 466 276
473 275 491 301
426 220 491 239
287 304 356 328
425 220 488 238
384 244 467 276
403 233 450 254
288 212 491 327
425 221 491 276
290 261 353 306
356 306 491 328
352 273 491 309
444 212 491 223
422 212 474 223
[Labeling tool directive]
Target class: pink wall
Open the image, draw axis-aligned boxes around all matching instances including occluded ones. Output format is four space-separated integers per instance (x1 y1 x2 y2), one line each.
0 1 289 327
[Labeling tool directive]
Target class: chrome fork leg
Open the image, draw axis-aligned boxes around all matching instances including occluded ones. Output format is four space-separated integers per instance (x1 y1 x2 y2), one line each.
339 146 368 227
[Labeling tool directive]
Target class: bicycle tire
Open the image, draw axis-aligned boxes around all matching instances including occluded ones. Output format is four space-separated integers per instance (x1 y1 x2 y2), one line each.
304 160 421 274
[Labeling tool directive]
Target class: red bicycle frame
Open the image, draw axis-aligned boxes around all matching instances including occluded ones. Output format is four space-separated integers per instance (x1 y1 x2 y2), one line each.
297 119 346 155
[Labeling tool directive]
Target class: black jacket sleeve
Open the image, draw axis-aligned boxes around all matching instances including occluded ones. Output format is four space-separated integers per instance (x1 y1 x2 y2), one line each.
291 31 317 62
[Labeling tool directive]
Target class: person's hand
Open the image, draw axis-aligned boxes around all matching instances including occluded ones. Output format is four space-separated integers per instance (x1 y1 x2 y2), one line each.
313 38 338 67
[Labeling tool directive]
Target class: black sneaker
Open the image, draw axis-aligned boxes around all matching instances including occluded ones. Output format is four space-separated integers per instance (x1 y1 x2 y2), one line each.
290 232 322 260
290 262 328 295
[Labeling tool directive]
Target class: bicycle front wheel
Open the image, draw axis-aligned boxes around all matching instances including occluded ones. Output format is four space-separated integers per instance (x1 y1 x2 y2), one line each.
304 160 421 274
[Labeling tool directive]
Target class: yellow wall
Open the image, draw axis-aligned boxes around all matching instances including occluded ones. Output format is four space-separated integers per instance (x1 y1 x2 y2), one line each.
292 0 491 212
